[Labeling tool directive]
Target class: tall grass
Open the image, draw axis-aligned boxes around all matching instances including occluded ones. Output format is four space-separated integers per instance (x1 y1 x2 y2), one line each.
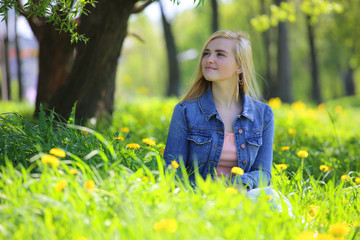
0 97 359 239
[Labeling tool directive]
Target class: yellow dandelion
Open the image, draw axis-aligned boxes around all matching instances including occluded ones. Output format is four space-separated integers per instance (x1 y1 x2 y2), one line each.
317 234 335 240
335 105 343 114
354 221 360 227
114 136 124 141
161 146 165 155
306 205 320 220
49 148 66 158
281 146 290 151
266 195 272 201
297 231 316 240
171 161 179 169
231 167 244 175
317 103 326 111
141 176 150 182
276 164 288 170
153 218 178 233
355 178 360 184
329 222 350 237
41 154 60 167
297 150 309 158
268 97 282 109
84 180 95 191
288 128 297 136
126 143 140 150
340 175 350 182
55 180 68 192
81 129 89 136
225 187 238 194
142 138 156 146
291 101 307 113
69 169 78 175
120 127 130 133
319 165 330 172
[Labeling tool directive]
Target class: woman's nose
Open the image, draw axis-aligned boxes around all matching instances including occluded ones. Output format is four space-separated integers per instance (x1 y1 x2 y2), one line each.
207 57 214 64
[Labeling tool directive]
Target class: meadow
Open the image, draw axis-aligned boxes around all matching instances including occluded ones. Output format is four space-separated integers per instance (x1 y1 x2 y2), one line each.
0 96 359 240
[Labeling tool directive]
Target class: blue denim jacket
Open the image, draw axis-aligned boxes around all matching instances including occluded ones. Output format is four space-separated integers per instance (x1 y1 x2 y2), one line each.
163 87 274 190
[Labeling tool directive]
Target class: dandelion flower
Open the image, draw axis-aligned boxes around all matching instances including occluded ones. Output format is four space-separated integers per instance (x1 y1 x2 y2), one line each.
153 219 178 233
276 164 288 170
281 146 290 151
355 178 360 184
231 167 244 175
225 187 238 194
297 150 309 158
268 97 282 109
306 205 320 220
266 195 272 201
69 169 78 175
291 101 306 113
141 176 150 182
126 143 140 150
340 175 350 182
84 180 95 191
317 103 326 111
50 148 66 158
81 129 89 136
171 161 179 169
41 154 60 167
142 138 156 146
297 231 316 240
329 222 350 237
114 136 124 141
120 127 130 133
335 105 343 114
316 234 335 240
288 128 297 136
161 146 165 155
319 165 330 172
55 180 68 192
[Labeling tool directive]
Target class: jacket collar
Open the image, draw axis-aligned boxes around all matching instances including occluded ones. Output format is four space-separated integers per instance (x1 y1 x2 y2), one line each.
198 86 254 122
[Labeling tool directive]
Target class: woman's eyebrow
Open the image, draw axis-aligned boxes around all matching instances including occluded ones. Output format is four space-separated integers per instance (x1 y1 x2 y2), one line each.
204 49 228 53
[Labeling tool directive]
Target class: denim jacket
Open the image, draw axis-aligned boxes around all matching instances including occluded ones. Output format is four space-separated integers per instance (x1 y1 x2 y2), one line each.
163 87 274 190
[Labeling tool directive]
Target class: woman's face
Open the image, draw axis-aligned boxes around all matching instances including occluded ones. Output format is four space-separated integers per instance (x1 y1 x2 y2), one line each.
201 38 240 83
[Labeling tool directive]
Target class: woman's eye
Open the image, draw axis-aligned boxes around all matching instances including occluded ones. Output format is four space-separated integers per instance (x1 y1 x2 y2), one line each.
203 52 210 56
217 53 225 57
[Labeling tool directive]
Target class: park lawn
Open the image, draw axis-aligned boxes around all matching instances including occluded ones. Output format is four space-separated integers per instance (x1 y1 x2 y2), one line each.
0 96 359 240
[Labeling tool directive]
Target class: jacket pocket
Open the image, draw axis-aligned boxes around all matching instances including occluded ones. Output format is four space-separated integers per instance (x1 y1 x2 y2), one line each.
245 131 263 165
187 134 212 164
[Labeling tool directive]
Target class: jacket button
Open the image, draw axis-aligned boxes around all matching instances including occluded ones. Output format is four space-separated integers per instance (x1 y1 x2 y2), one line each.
241 144 245 149
242 161 247 165
238 129 243 134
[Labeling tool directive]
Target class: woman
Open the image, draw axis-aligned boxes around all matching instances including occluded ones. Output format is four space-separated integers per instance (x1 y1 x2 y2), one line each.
163 30 273 190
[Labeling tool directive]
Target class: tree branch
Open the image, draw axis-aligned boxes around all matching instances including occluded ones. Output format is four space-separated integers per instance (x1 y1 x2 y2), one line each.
127 32 145 43
132 0 155 14
16 0 29 18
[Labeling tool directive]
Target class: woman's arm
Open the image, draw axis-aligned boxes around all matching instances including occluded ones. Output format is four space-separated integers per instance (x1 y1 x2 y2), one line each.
163 103 189 168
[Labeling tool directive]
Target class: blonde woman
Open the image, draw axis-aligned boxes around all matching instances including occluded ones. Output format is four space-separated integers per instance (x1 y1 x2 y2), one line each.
164 29 272 187
164 30 293 216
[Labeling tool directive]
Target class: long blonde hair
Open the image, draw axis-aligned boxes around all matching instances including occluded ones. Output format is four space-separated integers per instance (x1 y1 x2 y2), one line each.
182 30 260 101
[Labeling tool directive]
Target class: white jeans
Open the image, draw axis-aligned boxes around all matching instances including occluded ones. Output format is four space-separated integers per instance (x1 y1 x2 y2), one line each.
247 187 294 218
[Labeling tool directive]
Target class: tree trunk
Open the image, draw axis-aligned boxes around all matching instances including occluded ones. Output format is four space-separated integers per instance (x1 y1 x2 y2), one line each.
14 13 23 101
275 0 292 103
261 0 276 100
344 65 355 96
49 0 135 120
1 17 11 101
159 0 181 97
306 15 321 104
210 0 219 33
26 18 75 116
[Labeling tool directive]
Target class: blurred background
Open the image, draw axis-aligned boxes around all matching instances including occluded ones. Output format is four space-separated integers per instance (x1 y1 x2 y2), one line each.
0 0 359 119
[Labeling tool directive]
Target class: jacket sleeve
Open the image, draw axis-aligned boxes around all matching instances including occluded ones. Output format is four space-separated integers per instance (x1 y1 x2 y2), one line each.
163 103 189 168
234 106 274 190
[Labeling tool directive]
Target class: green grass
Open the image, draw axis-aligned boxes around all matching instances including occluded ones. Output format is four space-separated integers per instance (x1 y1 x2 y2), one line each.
0 97 359 240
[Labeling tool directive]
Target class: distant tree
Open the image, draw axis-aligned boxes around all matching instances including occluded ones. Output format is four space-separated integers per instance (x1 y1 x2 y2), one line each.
159 0 181 97
210 0 218 33
0 15 11 101
1 0 204 120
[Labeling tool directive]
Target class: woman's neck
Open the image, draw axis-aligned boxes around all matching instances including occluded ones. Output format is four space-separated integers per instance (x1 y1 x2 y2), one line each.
212 81 240 110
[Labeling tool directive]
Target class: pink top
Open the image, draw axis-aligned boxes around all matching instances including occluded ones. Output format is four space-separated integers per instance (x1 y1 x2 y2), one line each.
217 132 238 177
